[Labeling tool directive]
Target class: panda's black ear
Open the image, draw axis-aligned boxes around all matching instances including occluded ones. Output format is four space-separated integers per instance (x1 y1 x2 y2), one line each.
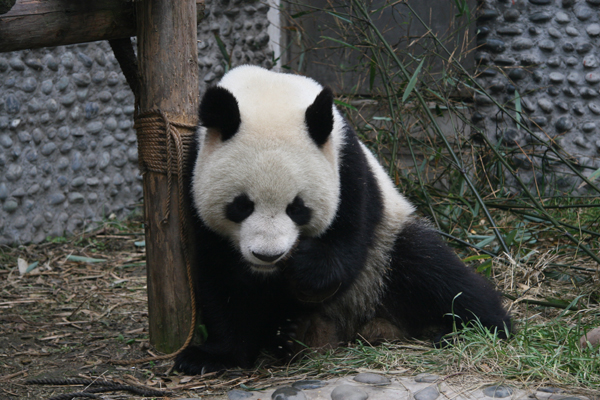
199 86 241 141
305 87 334 147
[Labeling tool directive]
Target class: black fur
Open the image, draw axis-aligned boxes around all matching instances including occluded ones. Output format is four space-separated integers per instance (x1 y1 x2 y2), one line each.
305 87 334 147
283 127 383 300
286 196 312 226
175 85 511 375
225 194 254 223
379 220 511 340
199 86 241 141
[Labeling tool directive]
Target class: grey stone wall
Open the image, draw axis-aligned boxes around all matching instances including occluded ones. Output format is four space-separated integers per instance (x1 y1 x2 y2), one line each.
474 0 600 192
0 0 274 246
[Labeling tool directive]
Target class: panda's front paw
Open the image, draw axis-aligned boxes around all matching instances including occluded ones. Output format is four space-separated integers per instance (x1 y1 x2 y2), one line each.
174 346 228 375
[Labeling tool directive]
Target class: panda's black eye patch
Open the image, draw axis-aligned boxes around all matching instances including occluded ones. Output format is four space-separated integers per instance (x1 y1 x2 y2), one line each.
226 194 254 223
286 196 311 226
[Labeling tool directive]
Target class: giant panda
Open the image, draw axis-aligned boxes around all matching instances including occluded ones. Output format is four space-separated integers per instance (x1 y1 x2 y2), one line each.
174 65 511 375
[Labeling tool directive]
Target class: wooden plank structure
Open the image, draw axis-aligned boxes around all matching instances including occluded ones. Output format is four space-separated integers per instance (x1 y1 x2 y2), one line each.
0 0 203 353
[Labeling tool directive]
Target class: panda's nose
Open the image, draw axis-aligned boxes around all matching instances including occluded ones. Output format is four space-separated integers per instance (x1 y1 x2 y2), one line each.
252 251 284 263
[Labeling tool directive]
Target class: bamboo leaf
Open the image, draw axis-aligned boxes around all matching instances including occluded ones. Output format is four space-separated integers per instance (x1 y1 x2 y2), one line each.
577 167 600 189
462 254 492 263
474 236 496 248
321 36 360 51
369 58 376 91
66 255 107 263
334 99 357 110
402 57 425 103
26 261 39 274
213 32 230 67
514 90 522 130
325 11 353 24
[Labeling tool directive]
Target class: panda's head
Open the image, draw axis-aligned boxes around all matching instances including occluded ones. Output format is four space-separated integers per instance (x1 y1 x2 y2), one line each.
192 66 344 273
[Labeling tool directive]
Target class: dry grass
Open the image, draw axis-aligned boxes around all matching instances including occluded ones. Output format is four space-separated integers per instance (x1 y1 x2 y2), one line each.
1 216 599 399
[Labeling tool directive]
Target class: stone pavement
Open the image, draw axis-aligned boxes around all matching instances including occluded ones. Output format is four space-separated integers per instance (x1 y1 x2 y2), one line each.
179 372 592 400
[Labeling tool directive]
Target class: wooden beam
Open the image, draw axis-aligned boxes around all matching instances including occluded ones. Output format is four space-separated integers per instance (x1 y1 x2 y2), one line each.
136 0 199 353
0 0 135 53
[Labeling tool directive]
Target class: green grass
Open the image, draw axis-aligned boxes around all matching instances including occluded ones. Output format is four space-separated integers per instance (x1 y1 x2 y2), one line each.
284 315 600 389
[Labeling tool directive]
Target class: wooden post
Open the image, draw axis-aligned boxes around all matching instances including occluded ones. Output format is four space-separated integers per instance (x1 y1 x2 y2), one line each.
136 0 199 353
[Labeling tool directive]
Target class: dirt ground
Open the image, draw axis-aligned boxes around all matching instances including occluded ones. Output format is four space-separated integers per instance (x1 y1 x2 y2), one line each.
1 220 599 399
0 224 299 400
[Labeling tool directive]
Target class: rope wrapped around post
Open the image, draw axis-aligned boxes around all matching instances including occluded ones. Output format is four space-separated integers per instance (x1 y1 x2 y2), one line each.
108 110 198 365
134 109 196 222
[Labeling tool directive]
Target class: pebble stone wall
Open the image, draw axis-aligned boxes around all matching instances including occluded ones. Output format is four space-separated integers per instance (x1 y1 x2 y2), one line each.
4 0 599 245
474 0 600 192
0 0 274 246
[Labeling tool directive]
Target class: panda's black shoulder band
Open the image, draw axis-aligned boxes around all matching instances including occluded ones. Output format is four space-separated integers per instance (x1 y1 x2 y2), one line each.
305 87 334 147
199 86 241 141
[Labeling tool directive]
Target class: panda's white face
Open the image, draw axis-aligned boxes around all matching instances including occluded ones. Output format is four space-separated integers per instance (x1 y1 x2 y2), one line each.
192 66 344 273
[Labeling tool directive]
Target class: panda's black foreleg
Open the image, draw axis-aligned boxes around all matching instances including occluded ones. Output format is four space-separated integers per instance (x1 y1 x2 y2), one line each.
382 219 512 341
174 283 283 375
285 236 368 302
174 322 265 375
174 344 239 375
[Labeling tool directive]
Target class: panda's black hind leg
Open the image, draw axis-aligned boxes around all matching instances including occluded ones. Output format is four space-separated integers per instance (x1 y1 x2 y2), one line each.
264 319 298 361
383 219 512 340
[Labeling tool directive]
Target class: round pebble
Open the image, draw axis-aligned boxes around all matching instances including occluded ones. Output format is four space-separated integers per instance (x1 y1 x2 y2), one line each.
68 193 85 204
581 122 596 133
272 386 307 400
585 73 600 84
484 39 506 53
538 40 556 52
547 27 561 38
354 373 391 386
577 42 593 54
0 183 8 200
579 326 600 348
415 386 439 400
538 98 553 113
530 11 552 22
587 23 600 36
512 39 533 50
554 11 570 23
548 72 564 83
330 385 368 400
566 26 579 36
580 87 598 98
538 387 564 393
228 390 253 400
414 374 440 383
555 116 573 133
48 193 66 205
503 9 519 22
292 380 326 390
3 200 18 213
576 6 593 21
483 385 513 398
5 95 20 114
589 103 600 114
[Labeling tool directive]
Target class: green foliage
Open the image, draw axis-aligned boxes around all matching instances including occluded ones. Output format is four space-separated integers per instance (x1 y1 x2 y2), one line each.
281 0 599 266
289 316 600 389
